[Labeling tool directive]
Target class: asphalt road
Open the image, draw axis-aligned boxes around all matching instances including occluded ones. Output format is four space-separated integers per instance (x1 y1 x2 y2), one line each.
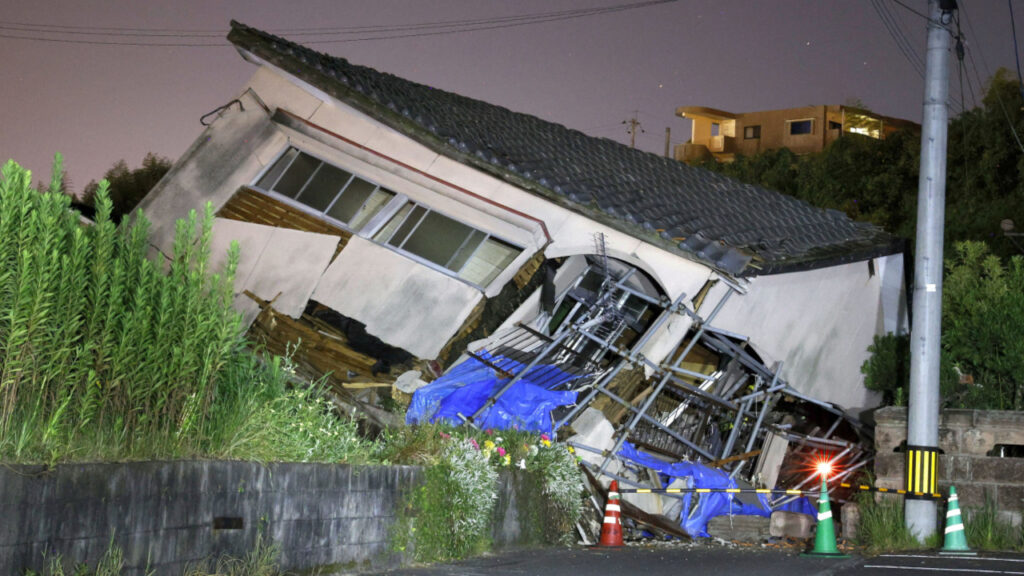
374 544 1024 576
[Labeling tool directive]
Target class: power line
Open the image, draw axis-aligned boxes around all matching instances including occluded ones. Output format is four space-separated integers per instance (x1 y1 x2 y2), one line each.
959 0 1024 154
0 0 676 47
870 0 925 78
888 0 932 22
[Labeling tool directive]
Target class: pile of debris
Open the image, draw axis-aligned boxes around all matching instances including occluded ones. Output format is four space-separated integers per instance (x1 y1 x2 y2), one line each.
401 252 874 540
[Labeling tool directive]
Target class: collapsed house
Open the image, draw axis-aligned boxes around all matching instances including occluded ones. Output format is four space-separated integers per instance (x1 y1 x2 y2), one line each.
137 21 908 537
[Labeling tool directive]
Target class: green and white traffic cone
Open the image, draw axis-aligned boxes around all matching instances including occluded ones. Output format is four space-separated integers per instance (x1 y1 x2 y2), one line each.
940 486 976 555
802 478 850 558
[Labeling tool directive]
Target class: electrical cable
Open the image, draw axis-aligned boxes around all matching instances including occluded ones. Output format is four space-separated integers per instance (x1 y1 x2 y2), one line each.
961 1 1024 154
870 0 925 78
1008 0 1024 101
0 0 676 46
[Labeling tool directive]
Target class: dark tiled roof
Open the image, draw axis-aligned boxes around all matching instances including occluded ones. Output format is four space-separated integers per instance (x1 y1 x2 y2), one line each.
227 21 901 277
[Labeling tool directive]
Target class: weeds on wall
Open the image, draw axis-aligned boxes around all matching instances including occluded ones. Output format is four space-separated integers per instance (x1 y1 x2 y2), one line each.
0 158 368 464
389 425 584 561
25 534 293 576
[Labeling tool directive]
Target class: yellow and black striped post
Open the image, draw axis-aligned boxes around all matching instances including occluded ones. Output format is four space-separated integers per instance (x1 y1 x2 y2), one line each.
905 445 939 500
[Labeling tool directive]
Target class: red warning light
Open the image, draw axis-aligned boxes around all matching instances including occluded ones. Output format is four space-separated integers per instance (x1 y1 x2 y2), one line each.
816 459 833 479
806 452 835 480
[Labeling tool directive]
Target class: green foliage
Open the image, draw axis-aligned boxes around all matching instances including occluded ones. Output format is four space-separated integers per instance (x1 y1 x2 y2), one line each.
943 242 1024 409
25 537 128 576
0 158 365 464
210 354 373 463
81 153 171 222
184 532 288 576
965 496 1022 551
861 333 911 406
407 438 498 562
854 491 923 555
389 426 584 561
706 71 1024 258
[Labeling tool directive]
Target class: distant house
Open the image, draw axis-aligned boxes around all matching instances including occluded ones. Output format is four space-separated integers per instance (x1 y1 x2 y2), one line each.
137 21 906 419
675 104 920 163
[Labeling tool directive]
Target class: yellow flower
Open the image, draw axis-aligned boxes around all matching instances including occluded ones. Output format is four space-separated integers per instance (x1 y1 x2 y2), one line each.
541 439 551 447
484 440 496 452
503 454 511 466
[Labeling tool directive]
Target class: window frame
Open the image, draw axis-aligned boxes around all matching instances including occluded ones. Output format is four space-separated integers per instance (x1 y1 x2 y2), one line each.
787 118 815 136
743 125 761 140
251 146 524 290
371 198 523 288
251 146 397 233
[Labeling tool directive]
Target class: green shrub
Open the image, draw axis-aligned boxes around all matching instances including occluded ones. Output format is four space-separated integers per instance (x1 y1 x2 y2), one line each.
943 241 1024 409
389 426 585 561
861 333 911 406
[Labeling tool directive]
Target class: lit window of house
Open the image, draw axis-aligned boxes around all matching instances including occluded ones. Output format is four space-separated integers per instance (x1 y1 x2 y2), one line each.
788 119 814 135
743 125 761 139
255 147 396 230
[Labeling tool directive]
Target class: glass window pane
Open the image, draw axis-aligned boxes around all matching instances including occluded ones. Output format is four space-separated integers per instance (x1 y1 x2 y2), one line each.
403 211 473 267
255 148 298 191
388 205 427 247
459 237 520 286
349 188 396 231
447 229 486 271
326 177 376 223
272 152 320 199
789 120 812 135
373 202 414 243
297 164 352 211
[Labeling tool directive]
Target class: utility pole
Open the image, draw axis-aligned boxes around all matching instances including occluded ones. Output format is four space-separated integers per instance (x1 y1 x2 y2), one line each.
906 0 955 541
622 111 644 148
664 126 672 158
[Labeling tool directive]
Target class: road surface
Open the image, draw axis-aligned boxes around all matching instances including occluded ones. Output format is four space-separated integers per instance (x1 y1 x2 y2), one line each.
374 543 1024 575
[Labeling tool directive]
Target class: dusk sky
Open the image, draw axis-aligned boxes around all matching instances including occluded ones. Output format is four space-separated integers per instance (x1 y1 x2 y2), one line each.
1 0 1020 195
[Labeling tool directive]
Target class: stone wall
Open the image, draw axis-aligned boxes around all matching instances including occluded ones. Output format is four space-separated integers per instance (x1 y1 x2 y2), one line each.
874 407 1024 524
0 461 546 575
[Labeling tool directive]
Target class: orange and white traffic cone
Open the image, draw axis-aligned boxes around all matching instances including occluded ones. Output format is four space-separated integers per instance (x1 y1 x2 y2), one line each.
597 480 624 547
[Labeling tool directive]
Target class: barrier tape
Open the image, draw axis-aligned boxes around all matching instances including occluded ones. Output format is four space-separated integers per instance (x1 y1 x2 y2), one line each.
617 482 944 500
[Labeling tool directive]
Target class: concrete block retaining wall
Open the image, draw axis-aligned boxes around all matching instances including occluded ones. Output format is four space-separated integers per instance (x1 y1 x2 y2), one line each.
0 461 544 575
874 407 1024 524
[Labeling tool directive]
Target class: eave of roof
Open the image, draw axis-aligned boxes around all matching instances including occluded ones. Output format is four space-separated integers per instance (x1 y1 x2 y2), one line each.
226 21 900 278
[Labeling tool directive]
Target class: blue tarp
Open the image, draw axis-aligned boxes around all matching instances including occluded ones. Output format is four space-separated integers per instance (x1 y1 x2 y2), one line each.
406 350 581 435
617 441 816 537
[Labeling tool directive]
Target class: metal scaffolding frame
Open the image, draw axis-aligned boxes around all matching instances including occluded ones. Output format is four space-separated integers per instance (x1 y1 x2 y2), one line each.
457 258 872 515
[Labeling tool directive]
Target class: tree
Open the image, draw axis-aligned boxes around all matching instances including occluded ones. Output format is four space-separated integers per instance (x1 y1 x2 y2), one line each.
81 153 171 222
704 70 1024 259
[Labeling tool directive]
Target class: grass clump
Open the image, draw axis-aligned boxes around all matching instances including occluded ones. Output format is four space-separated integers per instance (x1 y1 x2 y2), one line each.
966 496 1021 551
854 492 923 555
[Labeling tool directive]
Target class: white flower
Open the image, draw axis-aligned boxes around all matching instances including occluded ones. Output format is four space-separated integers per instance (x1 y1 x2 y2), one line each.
517 458 527 470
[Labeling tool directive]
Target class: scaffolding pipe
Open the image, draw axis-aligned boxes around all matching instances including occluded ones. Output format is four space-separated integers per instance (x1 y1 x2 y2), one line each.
597 287 735 475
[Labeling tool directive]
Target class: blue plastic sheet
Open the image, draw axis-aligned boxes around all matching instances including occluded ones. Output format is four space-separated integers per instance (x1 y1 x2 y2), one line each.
406 350 581 435
616 441 814 537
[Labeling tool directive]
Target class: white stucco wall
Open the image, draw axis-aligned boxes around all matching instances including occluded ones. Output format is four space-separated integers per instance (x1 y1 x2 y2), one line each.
311 237 483 359
208 218 339 325
703 257 901 413
136 90 287 253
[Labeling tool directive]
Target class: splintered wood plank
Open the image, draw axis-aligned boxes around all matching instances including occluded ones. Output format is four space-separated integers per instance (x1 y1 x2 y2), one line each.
243 291 379 384
218 187 353 257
